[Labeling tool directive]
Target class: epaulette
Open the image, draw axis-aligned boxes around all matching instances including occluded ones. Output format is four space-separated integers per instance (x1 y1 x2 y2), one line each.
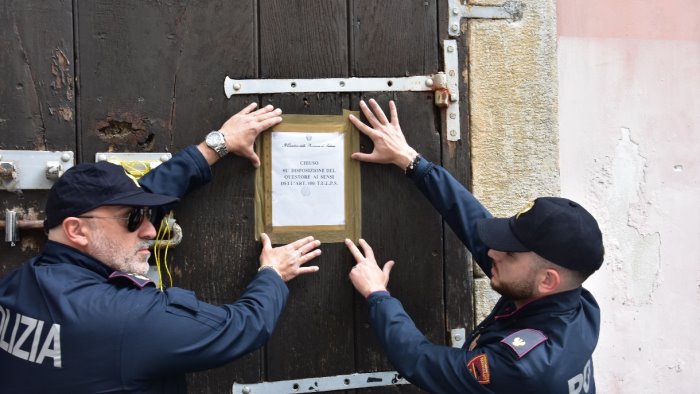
500 329 547 359
108 271 155 289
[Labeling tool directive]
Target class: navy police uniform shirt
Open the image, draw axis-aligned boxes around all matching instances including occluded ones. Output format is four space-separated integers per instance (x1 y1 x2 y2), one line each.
0 146 289 393
365 158 599 394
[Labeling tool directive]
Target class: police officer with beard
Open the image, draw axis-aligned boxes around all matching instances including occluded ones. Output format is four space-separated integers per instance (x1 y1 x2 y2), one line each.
344 99 604 393
0 103 322 393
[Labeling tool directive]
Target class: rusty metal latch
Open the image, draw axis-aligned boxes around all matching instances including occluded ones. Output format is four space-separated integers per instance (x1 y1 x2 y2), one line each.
224 40 461 141
232 371 410 393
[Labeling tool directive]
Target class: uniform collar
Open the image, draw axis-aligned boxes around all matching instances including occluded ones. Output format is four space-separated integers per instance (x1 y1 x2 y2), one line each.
39 240 114 278
494 287 583 320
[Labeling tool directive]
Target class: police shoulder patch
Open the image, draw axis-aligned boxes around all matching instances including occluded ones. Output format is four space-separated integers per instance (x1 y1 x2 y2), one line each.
466 353 491 384
108 271 155 289
500 329 547 359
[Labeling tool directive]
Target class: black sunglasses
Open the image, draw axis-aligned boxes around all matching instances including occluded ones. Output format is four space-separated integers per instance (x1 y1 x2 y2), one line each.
78 207 152 232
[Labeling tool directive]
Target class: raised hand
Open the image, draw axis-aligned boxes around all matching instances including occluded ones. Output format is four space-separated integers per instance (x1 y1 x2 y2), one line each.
220 103 283 167
348 99 418 170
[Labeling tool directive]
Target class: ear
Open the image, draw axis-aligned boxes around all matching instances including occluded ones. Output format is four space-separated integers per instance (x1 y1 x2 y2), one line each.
62 217 90 247
537 268 561 295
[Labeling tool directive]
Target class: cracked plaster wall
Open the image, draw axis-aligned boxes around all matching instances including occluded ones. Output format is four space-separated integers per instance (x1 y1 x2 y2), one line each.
558 0 700 392
467 0 700 391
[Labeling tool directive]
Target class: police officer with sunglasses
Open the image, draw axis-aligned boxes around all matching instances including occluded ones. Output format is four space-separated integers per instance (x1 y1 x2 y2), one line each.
0 103 322 393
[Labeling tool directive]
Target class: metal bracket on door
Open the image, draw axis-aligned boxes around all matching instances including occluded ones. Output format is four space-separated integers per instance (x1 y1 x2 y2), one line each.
0 150 75 192
224 40 461 141
232 371 410 393
451 327 467 348
95 152 172 168
448 0 525 36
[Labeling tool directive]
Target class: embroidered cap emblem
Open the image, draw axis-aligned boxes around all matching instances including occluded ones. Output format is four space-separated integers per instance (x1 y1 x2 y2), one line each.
512 337 526 347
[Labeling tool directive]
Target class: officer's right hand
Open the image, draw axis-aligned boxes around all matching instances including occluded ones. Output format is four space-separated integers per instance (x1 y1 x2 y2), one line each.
348 99 418 170
259 233 321 282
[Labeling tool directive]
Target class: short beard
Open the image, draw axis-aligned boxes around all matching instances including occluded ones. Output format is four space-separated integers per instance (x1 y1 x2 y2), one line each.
86 223 151 275
490 278 537 301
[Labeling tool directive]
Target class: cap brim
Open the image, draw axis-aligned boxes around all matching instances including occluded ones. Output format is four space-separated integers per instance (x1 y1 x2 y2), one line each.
104 190 179 207
476 218 530 252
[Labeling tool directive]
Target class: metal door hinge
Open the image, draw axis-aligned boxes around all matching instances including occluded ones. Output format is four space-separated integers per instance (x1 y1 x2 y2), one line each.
448 0 525 36
233 371 409 393
225 40 461 141
0 150 74 192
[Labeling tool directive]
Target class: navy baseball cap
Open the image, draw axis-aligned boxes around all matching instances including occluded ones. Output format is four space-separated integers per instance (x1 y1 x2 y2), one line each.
476 197 604 273
44 161 179 230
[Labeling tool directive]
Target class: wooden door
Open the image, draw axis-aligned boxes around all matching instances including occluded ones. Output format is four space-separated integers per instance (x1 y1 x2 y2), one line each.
0 0 76 268
0 1 473 392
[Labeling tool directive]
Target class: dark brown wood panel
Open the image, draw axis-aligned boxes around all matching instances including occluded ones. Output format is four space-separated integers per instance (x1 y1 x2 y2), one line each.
351 0 446 393
76 0 247 160
351 0 439 77
350 2 442 392
260 94 357 383
351 93 440 394
76 2 262 392
257 0 356 384
0 0 75 273
260 0 348 78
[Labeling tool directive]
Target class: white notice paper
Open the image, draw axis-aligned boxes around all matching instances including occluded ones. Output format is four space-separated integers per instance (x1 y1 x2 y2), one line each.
271 131 345 226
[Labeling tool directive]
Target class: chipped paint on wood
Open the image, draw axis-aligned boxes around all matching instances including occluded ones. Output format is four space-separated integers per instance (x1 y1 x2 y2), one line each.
94 112 156 150
50 48 73 101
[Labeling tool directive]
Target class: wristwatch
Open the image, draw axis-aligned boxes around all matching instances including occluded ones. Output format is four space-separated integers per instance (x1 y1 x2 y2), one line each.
205 130 228 158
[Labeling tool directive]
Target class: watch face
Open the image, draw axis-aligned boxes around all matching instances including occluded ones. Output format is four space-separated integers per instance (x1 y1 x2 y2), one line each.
207 131 223 145
206 131 227 156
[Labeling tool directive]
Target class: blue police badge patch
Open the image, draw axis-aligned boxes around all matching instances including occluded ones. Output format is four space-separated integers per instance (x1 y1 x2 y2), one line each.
500 329 547 359
466 354 491 384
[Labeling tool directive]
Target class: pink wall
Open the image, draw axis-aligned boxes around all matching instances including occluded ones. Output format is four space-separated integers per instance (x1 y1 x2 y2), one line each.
558 0 700 41
557 0 700 392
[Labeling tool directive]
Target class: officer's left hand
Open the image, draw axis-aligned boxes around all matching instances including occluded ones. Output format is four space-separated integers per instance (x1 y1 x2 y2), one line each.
259 233 321 282
345 238 395 298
